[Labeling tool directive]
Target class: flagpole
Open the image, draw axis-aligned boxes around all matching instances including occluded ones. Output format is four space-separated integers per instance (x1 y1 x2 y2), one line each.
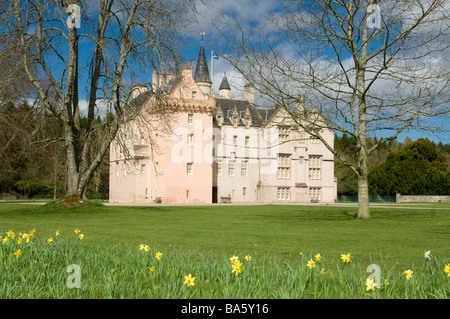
211 49 213 86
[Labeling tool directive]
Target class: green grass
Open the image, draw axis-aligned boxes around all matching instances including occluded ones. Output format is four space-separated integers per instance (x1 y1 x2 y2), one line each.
0 202 448 298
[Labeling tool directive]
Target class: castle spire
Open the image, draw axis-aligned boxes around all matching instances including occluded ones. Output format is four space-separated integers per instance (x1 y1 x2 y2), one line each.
194 40 212 84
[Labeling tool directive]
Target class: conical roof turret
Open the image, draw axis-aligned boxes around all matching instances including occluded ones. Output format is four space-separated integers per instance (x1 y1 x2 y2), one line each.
194 41 212 84
219 75 231 90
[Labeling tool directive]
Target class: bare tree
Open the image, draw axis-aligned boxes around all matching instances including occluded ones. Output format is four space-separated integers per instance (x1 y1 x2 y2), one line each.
214 0 449 219
2 0 197 199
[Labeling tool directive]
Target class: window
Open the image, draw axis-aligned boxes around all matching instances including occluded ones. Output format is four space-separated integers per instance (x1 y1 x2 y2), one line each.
187 134 194 145
233 135 237 146
279 126 290 143
187 163 193 175
309 155 322 180
310 135 320 143
277 154 291 179
241 160 248 176
309 187 321 201
243 187 247 197
245 136 250 148
228 161 235 176
192 91 196 99
116 162 119 176
217 162 223 176
141 164 146 174
277 187 290 201
188 114 193 124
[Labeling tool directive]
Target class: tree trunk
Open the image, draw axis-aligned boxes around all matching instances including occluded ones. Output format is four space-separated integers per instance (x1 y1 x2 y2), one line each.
357 157 370 220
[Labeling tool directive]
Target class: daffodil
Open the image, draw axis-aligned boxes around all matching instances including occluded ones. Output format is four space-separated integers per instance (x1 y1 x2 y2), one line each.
17 237 22 245
229 255 239 264
74 229 81 235
155 252 162 261
307 259 315 269
315 253 322 261
79 234 84 240
299 252 303 255
404 269 413 280
443 264 450 277
365 278 377 291
231 261 243 275
47 237 54 245
424 250 431 260
14 249 21 258
244 255 252 261
183 274 195 287
341 253 352 263
320 268 326 275
147 267 155 273
55 231 60 237
2 237 9 244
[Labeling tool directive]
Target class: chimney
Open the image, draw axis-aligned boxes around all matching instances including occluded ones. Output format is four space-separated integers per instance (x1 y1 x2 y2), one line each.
152 70 159 90
244 82 254 104
132 84 147 98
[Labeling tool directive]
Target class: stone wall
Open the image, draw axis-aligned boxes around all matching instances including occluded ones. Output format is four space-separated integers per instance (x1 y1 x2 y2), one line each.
396 194 450 203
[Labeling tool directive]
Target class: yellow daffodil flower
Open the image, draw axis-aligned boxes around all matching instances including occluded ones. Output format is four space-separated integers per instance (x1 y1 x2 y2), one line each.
365 278 377 291
320 268 326 275
404 269 413 280
230 256 239 264
55 231 60 237
232 261 243 276
183 274 195 287
47 238 54 245
315 253 322 261
341 253 352 263
74 229 81 235
307 259 316 269
14 249 21 258
444 264 450 277
244 255 252 261
155 252 162 260
79 234 84 240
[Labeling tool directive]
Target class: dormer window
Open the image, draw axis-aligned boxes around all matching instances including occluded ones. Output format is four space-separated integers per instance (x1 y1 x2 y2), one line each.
192 91 196 99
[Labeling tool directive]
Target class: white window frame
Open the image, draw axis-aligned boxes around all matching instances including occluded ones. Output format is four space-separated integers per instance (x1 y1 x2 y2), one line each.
187 133 194 145
187 162 193 175
228 161 235 176
241 160 248 176
309 187 321 201
277 187 290 201
277 154 291 179
308 155 322 180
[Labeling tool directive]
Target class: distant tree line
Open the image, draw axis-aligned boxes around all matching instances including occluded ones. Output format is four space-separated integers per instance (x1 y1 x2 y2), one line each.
335 134 450 197
0 101 109 200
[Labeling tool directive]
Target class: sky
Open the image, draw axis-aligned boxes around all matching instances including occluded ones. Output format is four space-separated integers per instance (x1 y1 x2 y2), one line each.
75 0 449 145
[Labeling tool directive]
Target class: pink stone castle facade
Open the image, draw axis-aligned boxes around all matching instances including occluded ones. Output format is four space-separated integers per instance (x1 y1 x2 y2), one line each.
109 42 337 204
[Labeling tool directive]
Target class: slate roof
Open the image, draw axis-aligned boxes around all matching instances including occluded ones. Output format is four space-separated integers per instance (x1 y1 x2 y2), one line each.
214 98 266 126
193 42 212 83
219 75 231 90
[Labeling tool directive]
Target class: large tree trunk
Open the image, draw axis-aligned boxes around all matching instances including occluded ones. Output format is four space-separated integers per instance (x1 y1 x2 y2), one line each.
357 153 370 220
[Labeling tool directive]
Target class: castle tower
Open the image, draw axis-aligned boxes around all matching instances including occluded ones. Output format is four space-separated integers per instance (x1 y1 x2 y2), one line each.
219 74 231 99
193 41 212 98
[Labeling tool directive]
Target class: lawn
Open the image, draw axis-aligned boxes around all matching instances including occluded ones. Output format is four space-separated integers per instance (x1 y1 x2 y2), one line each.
0 202 448 267
0 202 448 298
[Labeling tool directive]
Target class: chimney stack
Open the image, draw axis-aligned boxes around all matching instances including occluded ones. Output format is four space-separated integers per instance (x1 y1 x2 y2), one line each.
244 82 254 104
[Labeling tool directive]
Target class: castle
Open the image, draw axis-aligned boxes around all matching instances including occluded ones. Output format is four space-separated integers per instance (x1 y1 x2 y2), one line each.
109 41 337 204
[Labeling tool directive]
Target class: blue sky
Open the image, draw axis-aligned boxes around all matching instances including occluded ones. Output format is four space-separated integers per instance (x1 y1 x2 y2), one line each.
74 0 449 144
